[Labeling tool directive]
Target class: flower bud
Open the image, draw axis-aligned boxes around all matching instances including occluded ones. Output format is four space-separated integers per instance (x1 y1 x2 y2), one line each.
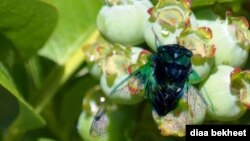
77 86 135 141
200 65 246 121
179 26 216 83
97 0 152 45
100 45 151 104
195 10 250 67
231 68 250 109
84 38 111 79
144 0 191 50
77 86 109 141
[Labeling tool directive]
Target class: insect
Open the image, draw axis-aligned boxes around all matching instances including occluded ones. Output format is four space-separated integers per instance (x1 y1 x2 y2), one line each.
89 44 205 137
110 44 195 116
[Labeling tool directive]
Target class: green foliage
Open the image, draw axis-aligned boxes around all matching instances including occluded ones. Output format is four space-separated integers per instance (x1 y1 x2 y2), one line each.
0 0 58 60
0 0 102 140
39 0 103 64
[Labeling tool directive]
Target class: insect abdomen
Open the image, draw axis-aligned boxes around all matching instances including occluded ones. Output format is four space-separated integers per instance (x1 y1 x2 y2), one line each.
152 87 183 116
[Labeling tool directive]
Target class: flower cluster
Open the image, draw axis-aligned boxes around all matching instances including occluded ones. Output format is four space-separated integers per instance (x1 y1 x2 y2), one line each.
78 0 250 140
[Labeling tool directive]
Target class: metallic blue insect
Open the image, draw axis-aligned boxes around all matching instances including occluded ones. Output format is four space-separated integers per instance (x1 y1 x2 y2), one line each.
149 44 193 116
110 44 197 116
89 44 206 137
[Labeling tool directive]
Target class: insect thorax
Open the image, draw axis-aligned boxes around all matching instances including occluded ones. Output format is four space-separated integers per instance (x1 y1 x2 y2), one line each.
153 45 192 83
151 44 193 116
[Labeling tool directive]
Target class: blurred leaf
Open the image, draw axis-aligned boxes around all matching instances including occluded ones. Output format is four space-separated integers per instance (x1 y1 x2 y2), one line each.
20 127 59 141
150 0 158 5
58 75 98 131
33 30 100 115
0 33 32 99
25 56 56 95
0 0 58 60
30 0 103 114
38 138 57 141
192 0 242 7
0 86 19 130
0 63 45 141
42 75 98 141
39 0 103 64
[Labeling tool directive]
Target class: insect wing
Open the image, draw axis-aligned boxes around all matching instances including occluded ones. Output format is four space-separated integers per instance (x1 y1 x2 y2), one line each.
89 109 109 137
187 70 214 112
185 85 207 122
110 62 155 98
200 86 215 113
151 85 207 136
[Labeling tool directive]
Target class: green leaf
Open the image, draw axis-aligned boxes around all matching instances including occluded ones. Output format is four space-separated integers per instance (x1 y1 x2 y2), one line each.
42 75 98 141
0 33 31 98
39 0 103 64
0 0 58 60
31 0 103 113
32 46 87 114
192 0 242 7
38 138 57 141
25 56 56 93
0 63 45 141
58 75 98 130
0 86 19 130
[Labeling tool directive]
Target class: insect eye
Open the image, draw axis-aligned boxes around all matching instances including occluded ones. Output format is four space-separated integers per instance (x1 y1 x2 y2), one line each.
186 50 193 57
176 56 190 65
